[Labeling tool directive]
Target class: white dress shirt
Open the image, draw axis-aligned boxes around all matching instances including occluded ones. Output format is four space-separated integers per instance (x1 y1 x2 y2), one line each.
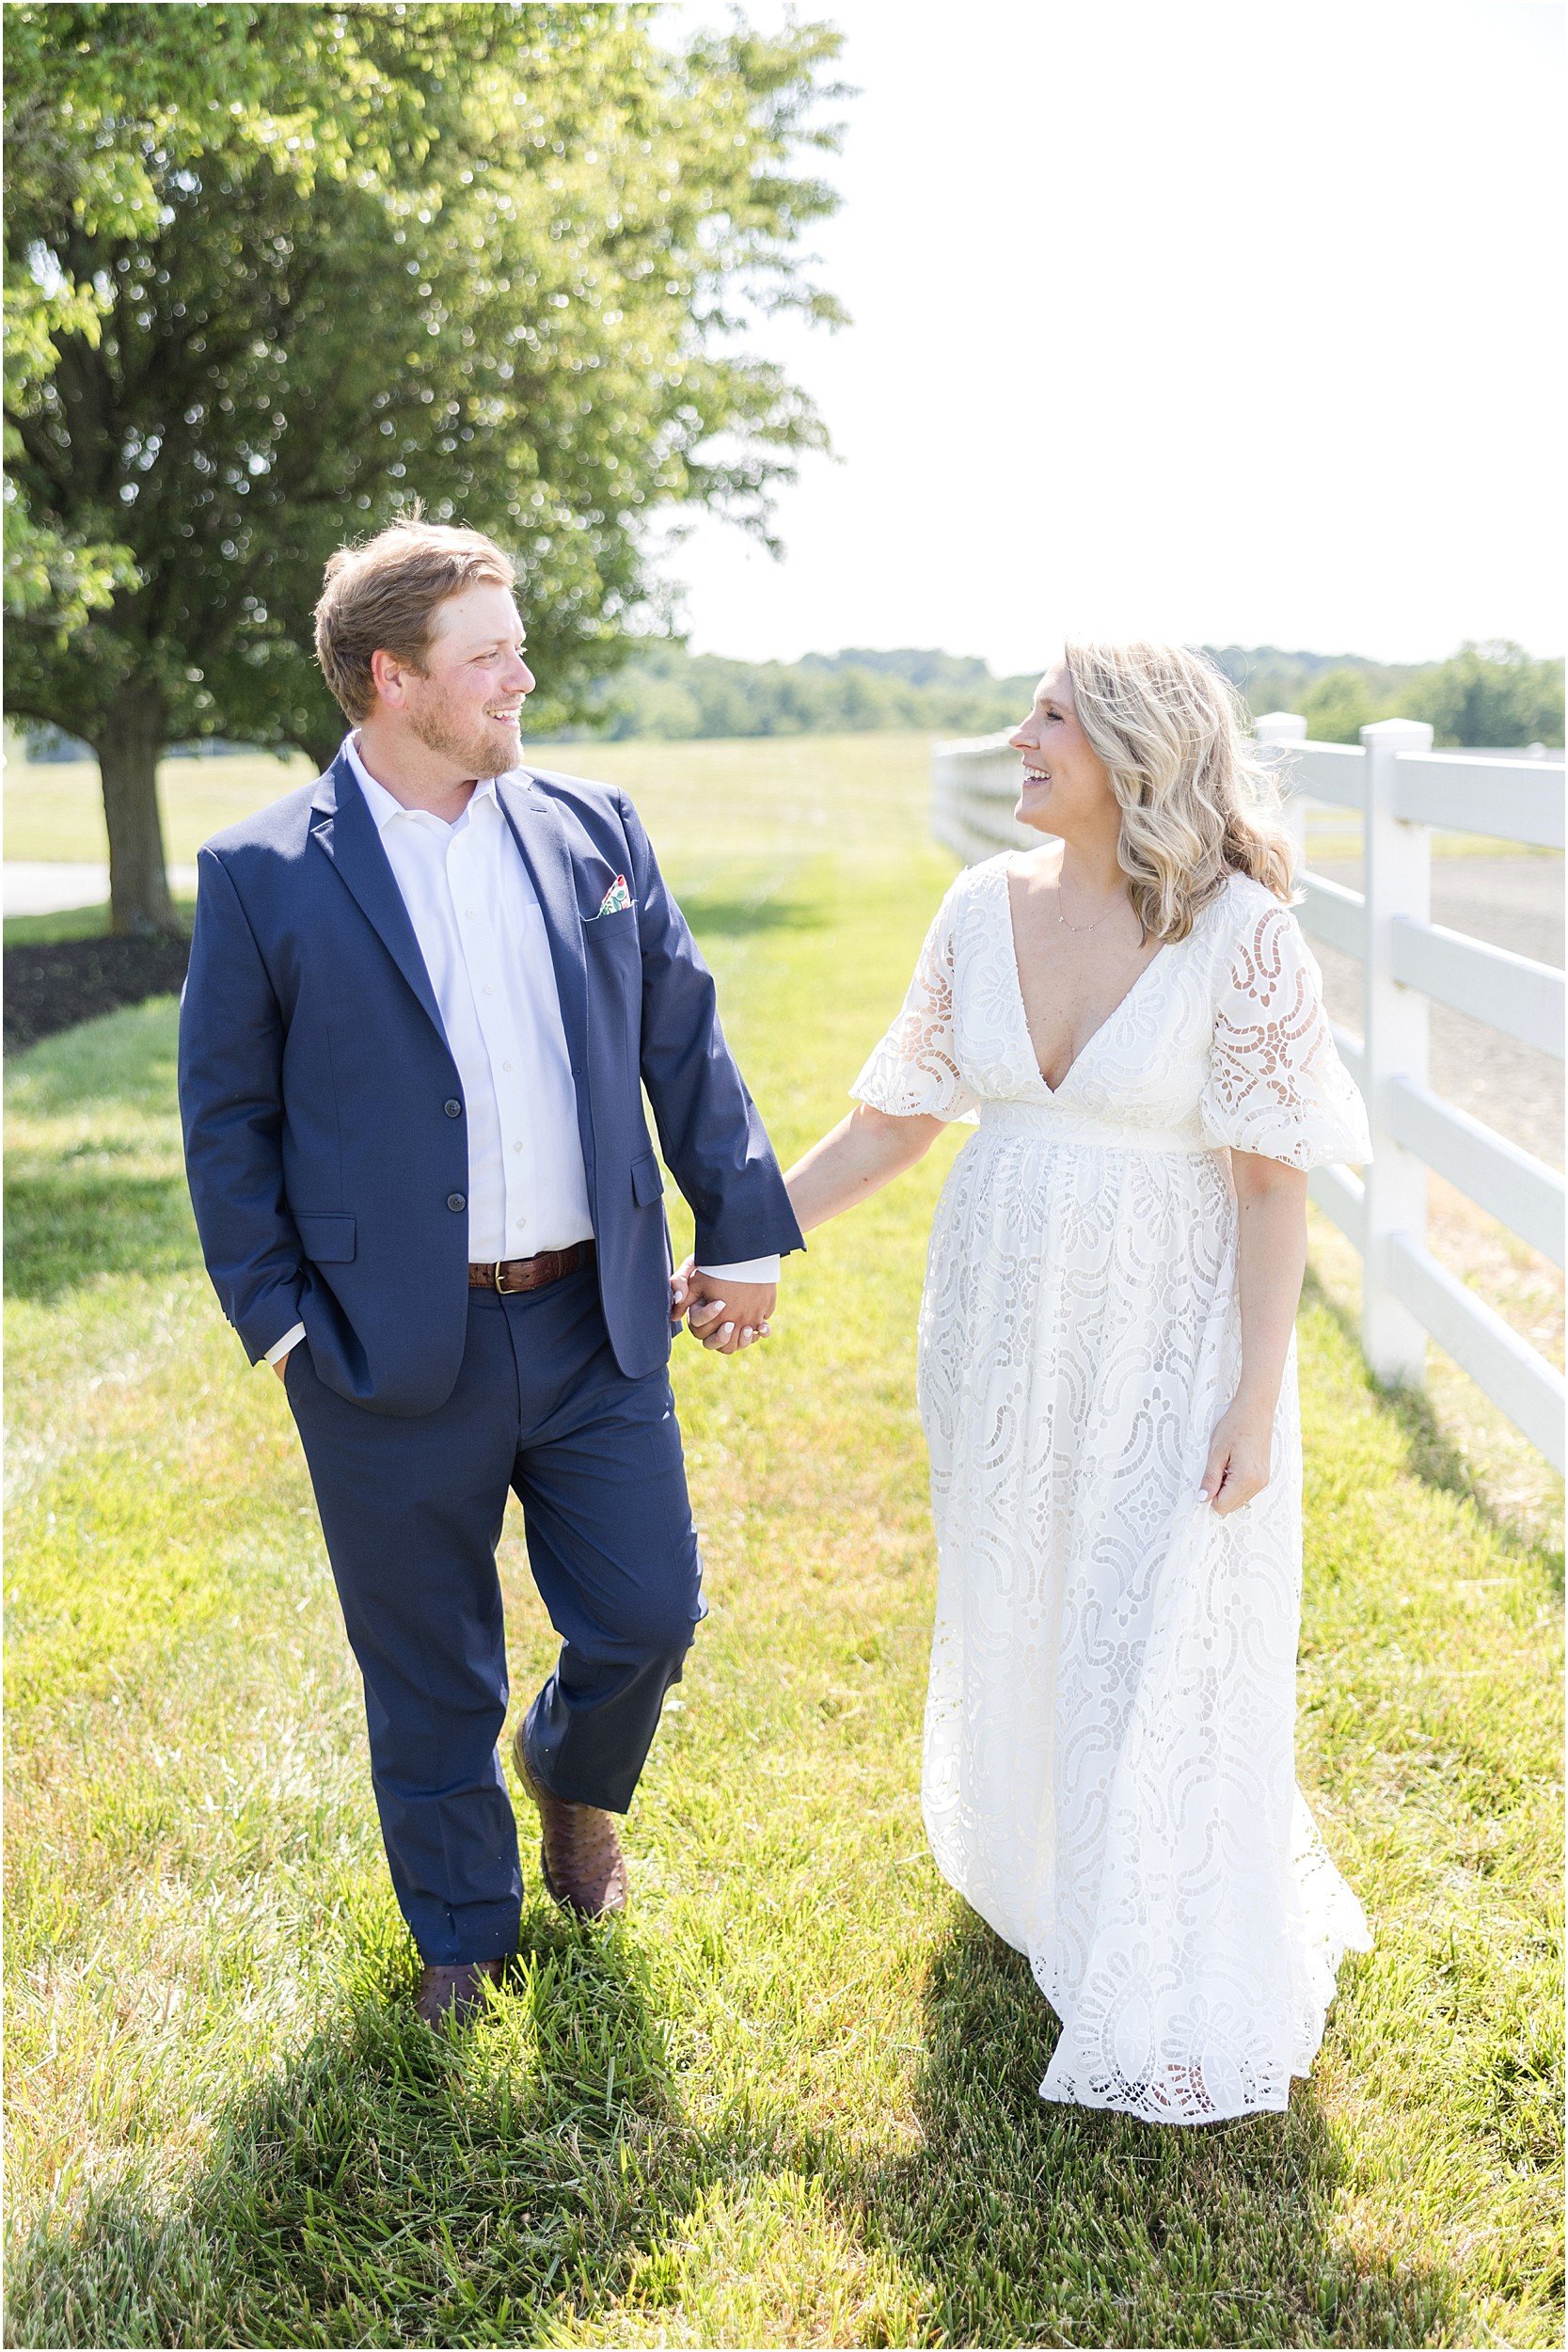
264 737 777 1365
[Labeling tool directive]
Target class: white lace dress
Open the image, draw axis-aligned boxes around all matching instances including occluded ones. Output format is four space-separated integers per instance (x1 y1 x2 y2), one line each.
852 855 1374 2124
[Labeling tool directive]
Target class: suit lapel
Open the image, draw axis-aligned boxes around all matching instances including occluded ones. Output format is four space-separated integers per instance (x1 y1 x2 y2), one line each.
309 752 449 1043
497 772 591 1089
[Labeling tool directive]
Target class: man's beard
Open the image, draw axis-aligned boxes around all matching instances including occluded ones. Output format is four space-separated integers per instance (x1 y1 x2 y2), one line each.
406 685 521 778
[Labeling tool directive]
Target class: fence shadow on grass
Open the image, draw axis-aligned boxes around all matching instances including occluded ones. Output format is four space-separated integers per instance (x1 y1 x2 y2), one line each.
843 1909 1471 2349
1302 1266 1564 1592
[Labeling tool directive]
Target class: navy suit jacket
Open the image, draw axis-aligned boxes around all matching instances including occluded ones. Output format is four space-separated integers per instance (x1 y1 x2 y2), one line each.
178 750 803 1416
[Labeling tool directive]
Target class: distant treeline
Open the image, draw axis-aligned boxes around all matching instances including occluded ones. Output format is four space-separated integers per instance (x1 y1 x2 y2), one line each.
580 644 1039 741
580 638 1564 749
1206 642 1562 750
21 640 1561 764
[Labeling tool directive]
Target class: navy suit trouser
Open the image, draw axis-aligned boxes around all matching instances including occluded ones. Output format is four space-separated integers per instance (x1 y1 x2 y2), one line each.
283 1265 702 1964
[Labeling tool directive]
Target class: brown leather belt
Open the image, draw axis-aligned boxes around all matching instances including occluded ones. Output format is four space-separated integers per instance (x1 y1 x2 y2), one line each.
469 1239 594 1295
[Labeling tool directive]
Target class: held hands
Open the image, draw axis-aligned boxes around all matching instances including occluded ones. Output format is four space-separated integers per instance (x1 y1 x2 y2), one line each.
1198 1396 1274 1516
669 1256 775 1355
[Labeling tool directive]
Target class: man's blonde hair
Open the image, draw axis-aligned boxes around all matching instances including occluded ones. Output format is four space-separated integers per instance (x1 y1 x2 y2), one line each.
1063 640 1297 941
313 519 517 722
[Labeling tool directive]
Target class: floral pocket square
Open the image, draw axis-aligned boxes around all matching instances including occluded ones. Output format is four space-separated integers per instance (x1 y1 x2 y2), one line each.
591 874 632 917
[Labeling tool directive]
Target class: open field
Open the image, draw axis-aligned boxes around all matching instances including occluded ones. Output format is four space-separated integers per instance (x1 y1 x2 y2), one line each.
5 734 1563 2347
2 734 936 872
3 732 1555 870
3 748 309 868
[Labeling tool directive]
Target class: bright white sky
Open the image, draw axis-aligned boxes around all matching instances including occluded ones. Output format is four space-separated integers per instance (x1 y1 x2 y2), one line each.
658 0 1564 672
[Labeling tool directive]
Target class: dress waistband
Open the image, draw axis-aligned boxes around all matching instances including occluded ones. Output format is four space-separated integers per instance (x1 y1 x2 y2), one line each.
976 1101 1215 1156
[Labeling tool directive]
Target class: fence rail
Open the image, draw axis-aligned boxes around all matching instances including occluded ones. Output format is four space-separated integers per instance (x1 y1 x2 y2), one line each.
931 716 1566 1472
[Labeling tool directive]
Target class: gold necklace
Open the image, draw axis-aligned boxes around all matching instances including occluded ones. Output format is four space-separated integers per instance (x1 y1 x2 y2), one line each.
1053 869 1124 935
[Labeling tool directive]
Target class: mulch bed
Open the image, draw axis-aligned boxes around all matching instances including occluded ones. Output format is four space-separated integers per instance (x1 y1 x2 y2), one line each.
4 934 191 1055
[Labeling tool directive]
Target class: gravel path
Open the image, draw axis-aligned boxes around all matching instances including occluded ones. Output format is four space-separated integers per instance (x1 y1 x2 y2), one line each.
1312 857 1563 1170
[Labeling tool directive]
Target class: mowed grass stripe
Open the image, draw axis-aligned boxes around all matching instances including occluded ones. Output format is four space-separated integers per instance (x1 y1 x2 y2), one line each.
4 804 1561 2346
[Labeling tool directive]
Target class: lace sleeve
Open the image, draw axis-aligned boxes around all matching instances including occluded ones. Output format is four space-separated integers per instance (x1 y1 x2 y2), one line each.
1199 897 1371 1168
850 888 981 1121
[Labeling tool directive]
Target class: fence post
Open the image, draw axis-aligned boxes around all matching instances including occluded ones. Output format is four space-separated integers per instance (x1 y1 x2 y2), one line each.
1255 710 1308 866
1360 714 1435 1385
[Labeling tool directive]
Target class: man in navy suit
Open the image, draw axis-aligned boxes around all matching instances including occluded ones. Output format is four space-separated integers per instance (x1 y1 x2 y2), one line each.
179 520 801 2025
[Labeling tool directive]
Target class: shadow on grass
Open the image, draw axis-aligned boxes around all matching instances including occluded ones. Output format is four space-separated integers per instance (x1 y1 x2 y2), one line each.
6 1908 716 2350
846 1910 1471 2349
7 1902 1481 2350
5 998 198 1305
4 1168 198 1303
5 993 183 1115
2 895 198 951
677 887 825 939
1303 1266 1564 1591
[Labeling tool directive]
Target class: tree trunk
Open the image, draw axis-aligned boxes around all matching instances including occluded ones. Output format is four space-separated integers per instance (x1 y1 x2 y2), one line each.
97 692 177 935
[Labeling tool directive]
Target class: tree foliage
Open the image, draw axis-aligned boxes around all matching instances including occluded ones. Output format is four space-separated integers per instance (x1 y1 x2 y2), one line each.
4 1 320 635
588 642 1037 739
3 2 846 928
1211 642 1562 748
1416 641 1563 750
568 639 1564 748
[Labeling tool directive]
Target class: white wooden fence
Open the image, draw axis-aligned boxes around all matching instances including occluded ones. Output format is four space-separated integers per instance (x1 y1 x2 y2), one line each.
931 719 1567 1472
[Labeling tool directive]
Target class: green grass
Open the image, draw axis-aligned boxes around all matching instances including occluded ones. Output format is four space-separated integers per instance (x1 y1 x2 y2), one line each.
4 901 199 952
5 739 1562 2347
3 747 309 867
4 731 1548 875
1 732 937 874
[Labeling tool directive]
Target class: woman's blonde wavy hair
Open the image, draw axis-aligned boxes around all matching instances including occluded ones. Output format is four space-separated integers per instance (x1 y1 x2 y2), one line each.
1062 640 1296 942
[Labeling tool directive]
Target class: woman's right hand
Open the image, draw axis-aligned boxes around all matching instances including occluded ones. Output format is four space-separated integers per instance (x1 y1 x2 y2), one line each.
1198 1396 1275 1516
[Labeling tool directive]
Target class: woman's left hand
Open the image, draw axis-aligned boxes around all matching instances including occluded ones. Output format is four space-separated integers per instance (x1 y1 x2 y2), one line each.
669 1254 774 1351
1199 1399 1274 1516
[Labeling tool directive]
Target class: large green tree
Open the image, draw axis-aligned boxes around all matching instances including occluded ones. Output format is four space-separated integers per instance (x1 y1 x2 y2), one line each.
4 3 845 931
1420 640 1564 750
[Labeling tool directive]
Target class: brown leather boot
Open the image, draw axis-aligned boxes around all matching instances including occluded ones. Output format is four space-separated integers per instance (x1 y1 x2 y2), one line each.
413 1958 506 2028
513 1726 628 1918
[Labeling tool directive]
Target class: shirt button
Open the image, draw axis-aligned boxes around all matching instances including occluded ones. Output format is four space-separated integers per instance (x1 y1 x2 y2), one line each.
447 1192 467 1213
513 1141 522 1153
444 1099 462 1119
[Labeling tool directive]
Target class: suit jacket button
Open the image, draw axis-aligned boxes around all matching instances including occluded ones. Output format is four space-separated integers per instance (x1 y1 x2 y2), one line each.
447 1192 467 1212
444 1099 463 1119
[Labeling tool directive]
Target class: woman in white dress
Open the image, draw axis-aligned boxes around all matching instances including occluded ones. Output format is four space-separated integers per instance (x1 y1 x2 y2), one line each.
781 640 1372 2125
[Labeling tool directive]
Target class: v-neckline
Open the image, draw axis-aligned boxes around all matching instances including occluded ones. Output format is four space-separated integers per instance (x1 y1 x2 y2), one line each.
1000 855 1172 1098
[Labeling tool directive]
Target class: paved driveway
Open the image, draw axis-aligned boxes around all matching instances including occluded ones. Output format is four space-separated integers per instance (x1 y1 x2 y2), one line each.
3 861 199 917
